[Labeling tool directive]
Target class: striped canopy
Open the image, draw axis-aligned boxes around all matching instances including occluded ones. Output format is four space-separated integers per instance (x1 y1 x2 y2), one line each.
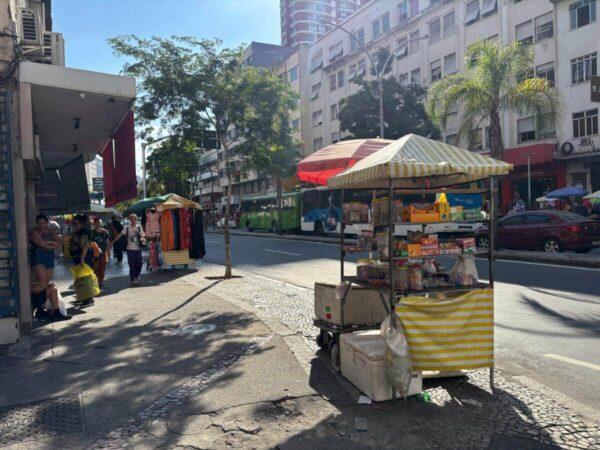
328 134 513 189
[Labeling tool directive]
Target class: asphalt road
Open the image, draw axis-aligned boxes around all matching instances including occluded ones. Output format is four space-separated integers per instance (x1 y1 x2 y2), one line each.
203 232 600 415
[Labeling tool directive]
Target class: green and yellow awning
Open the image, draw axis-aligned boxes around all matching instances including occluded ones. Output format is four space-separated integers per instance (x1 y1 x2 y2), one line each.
328 134 513 189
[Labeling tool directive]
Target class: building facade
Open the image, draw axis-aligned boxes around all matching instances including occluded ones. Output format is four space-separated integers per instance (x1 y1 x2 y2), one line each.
0 0 136 346
298 0 600 206
281 0 372 48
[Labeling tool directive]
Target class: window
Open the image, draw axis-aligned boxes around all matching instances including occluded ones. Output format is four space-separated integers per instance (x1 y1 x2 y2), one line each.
338 70 345 88
310 51 323 72
444 53 457 75
443 11 456 38
536 62 555 86
330 73 337 90
571 52 597 84
470 128 483 150
397 36 408 59
410 0 420 17
539 112 556 138
357 59 366 76
465 0 480 25
348 62 357 80
445 134 458 145
291 118 300 131
329 41 344 62
518 117 536 142
312 110 323 127
398 0 408 23
429 19 441 43
409 30 420 54
500 215 525 226
332 132 340 143
382 11 390 33
313 137 324 151
311 82 321 100
516 20 534 45
372 16 381 39
430 59 442 82
570 0 597 30
330 103 338 120
288 66 298 82
525 213 551 225
399 72 409 85
570 172 587 188
481 0 497 16
573 108 599 137
535 12 554 41
485 126 493 149
410 68 421 84
351 28 365 51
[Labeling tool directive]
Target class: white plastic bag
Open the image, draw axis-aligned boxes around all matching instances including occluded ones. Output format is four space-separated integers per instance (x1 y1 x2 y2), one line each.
380 314 412 398
335 281 351 301
57 291 67 316
450 254 479 286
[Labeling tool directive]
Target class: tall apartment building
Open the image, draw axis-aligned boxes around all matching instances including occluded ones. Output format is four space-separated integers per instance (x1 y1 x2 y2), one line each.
0 0 136 345
281 0 372 48
299 0 600 208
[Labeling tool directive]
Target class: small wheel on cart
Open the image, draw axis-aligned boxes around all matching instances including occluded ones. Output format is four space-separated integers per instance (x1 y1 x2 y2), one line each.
316 329 329 348
328 338 341 372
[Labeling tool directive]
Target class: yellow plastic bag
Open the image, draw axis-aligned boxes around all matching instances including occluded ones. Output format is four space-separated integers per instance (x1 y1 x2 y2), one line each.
73 274 100 301
69 263 94 280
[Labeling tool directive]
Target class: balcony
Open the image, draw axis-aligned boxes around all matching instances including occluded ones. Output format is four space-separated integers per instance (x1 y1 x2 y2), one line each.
199 150 218 166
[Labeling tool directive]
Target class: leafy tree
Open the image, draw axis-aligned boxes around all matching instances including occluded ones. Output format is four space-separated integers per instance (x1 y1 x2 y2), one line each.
110 35 298 278
238 68 301 233
427 39 560 228
339 77 440 140
145 138 197 197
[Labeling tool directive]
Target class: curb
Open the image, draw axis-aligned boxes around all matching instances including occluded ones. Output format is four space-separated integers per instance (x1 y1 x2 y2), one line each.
206 230 600 269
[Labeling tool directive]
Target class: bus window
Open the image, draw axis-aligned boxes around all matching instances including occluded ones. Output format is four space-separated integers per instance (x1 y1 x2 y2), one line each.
301 189 320 215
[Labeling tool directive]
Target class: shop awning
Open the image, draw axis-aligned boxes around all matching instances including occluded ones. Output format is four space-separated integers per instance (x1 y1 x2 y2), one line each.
124 194 173 217
35 155 90 215
328 134 513 189
157 194 201 212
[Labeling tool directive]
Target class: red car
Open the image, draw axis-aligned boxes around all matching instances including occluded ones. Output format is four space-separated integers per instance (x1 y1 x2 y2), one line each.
475 211 600 253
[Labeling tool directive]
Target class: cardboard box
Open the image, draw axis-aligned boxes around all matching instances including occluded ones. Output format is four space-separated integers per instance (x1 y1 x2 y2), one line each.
340 331 422 401
314 283 388 326
407 244 422 257
420 243 439 256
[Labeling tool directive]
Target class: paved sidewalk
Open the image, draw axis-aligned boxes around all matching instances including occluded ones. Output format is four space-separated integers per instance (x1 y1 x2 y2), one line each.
1 259 599 448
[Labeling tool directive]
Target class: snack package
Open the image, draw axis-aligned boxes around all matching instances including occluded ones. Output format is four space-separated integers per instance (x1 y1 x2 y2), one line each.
420 243 439 256
456 237 477 254
408 265 423 291
420 234 439 245
407 244 422 257
439 242 462 254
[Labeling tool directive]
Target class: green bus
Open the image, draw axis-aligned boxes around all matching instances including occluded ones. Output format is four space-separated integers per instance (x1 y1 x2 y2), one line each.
240 191 303 233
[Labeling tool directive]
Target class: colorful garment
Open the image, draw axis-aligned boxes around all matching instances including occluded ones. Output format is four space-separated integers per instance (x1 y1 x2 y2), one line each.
172 210 180 250
179 208 192 249
145 211 161 238
160 211 175 251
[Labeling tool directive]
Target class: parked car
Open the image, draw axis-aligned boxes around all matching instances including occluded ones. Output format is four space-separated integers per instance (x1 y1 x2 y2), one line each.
475 211 600 253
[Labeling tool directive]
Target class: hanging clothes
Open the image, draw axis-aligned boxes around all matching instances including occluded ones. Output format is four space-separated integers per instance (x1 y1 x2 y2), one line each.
190 209 206 259
172 209 181 250
179 208 192 250
160 210 175 251
145 209 161 238
149 241 161 270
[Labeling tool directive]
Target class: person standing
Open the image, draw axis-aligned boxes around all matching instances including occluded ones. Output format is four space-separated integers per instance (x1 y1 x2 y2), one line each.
91 218 110 287
69 214 94 306
109 216 126 265
29 213 62 290
119 214 146 285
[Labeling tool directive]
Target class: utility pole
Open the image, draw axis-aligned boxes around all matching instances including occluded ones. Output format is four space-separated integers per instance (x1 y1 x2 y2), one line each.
323 21 427 139
523 152 537 210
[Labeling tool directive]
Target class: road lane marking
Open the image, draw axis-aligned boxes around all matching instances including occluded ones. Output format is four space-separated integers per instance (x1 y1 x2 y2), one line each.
265 249 301 256
495 259 600 272
544 354 600 372
205 240 221 244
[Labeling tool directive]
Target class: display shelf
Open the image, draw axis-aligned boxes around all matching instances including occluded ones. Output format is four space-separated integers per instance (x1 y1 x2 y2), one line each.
381 249 490 261
342 275 490 297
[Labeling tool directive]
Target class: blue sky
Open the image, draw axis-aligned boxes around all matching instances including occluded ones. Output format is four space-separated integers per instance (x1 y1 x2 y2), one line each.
53 0 281 74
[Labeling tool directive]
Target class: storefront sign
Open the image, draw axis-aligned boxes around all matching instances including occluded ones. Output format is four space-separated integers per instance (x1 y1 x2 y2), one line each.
92 177 104 192
592 76 600 103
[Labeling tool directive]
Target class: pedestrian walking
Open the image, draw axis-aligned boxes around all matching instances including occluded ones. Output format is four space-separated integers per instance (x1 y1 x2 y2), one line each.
69 214 95 307
109 216 126 265
91 218 110 287
119 213 146 285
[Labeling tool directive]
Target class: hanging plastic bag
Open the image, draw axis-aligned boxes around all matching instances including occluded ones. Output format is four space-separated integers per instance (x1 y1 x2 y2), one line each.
57 290 68 315
380 313 413 398
450 254 479 286
69 263 94 280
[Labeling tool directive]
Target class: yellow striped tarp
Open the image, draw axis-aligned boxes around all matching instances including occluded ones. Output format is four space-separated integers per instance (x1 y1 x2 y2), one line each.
395 289 494 372
328 134 513 189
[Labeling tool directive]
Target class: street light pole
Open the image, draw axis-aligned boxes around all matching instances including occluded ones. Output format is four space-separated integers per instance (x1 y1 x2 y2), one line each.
323 21 427 139
523 152 537 210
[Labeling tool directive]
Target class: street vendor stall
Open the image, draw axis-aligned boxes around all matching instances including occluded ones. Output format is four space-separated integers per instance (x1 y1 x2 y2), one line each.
314 134 512 400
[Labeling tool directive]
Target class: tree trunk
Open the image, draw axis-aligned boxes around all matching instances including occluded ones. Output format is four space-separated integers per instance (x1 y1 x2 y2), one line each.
276 178 283 235
223 141 232 279
489 108 504 249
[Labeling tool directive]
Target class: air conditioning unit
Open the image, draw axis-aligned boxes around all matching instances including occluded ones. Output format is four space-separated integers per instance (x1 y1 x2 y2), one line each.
18 8 43 54
42 32 65 66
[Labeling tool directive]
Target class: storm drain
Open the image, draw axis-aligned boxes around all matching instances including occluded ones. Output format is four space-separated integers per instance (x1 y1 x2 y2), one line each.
0 395 83 445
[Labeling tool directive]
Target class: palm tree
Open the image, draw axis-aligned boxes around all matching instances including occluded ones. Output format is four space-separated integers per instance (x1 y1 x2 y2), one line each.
427 40 560 161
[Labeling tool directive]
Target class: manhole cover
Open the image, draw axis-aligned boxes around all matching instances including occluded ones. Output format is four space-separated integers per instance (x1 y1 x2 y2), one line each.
171 324 216 336
0 395 83 445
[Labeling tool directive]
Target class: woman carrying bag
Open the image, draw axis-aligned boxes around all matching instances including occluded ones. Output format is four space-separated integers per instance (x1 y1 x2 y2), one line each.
120 213 146 285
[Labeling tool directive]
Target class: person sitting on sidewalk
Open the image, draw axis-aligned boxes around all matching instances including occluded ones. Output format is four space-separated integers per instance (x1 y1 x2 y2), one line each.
91 218 110 287
31 280 71 322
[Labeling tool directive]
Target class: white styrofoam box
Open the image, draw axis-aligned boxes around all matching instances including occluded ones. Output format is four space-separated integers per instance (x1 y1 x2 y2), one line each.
314 282 388 326
340 331 422 402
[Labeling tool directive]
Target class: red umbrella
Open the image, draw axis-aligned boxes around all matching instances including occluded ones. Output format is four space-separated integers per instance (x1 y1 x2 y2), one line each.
297 138 393 186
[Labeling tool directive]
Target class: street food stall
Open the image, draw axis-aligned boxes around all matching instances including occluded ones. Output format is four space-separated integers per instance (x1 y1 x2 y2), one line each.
313 134 513 401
